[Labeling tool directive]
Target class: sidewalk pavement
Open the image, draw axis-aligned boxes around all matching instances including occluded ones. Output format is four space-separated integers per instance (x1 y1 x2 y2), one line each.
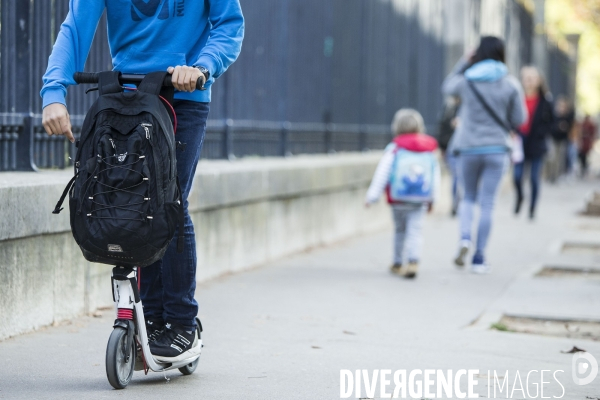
1 176 599 399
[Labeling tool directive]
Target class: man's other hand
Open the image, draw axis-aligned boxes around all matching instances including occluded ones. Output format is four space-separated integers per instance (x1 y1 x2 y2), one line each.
42 103 74 143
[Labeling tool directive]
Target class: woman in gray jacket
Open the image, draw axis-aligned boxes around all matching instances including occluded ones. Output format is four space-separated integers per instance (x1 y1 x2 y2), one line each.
443 36 526 274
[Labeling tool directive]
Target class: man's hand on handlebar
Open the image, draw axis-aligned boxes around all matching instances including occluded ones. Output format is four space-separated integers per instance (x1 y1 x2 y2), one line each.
167 65 206 93
42 103 75 143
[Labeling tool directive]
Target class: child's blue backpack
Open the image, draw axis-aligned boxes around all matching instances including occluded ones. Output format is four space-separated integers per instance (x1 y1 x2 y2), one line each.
389 146 436 203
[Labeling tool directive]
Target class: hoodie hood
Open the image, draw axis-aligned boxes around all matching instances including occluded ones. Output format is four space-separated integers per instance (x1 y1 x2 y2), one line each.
464 60 508 82
393 133 438 152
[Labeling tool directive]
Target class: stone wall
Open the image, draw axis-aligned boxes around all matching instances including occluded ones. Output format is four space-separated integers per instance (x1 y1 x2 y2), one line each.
0 153 390 340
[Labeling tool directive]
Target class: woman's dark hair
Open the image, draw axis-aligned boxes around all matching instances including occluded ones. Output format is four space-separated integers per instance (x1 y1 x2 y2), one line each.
471 36 506 64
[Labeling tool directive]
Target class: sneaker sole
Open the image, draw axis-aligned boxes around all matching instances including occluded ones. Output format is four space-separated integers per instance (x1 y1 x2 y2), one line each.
153 340 203 363
454 246 469 267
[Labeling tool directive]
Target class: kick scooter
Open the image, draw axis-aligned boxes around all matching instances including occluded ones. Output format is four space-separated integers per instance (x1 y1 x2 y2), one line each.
107 266 203 389
72 72 205 389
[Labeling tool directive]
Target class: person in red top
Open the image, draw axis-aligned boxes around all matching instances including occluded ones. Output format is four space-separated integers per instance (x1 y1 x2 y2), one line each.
365 109 440 279
513 66 555 219
579 115 598 176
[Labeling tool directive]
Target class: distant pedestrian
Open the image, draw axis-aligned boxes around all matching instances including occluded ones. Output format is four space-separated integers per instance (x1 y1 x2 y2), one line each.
579 115 597 176
567 121 579 177
438 96 462 216
443 36 526 274
514 66 555 220
365 109 440 279
548 96 575 182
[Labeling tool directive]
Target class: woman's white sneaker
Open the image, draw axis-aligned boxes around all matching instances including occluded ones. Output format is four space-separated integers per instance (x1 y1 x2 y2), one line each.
470 263 492 274
454 240 471 267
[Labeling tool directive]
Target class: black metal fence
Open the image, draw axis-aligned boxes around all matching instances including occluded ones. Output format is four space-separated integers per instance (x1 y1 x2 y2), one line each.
0 0 574 171
548 43 573 100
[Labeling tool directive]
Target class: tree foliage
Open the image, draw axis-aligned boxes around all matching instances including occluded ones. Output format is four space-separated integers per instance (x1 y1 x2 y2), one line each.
547 0 600 114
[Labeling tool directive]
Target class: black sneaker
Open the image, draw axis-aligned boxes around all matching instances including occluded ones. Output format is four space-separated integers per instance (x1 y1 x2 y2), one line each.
150 322 200 362
145 319 164 344
514 196 523 215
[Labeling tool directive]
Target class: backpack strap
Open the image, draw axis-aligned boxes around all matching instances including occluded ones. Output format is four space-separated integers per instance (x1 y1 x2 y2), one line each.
52 172 79 214
467 80 513 132
98 71 123 95
138 71 175 105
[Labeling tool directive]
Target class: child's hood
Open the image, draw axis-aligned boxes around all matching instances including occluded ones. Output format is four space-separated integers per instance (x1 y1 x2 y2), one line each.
392 133 438 152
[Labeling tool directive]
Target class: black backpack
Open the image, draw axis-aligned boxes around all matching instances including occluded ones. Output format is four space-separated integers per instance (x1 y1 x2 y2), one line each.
53 71 183 267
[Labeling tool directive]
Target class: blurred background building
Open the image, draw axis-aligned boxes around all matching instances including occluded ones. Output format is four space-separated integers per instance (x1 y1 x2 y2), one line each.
0 0 581 170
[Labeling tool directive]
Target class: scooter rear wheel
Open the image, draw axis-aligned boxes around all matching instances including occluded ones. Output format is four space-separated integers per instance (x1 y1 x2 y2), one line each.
106 327 135 389
178 318 202 375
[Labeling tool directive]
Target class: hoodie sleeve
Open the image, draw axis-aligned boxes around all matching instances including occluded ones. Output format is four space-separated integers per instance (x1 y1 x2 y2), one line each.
365 145 396 204
194 0 245 80
442 57 469 97
40 0 105 109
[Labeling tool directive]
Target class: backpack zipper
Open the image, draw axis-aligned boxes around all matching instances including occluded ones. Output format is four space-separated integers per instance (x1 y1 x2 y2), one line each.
140 123 164 206
141 123 152 140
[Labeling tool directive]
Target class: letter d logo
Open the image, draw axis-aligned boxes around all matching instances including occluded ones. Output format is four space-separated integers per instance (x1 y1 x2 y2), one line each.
572 352 598 386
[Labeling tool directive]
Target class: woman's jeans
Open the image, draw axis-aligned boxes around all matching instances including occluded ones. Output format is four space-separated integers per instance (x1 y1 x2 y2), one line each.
445 152 460 213
513 157 544 214
458 153 506 258
140 100 209 331
392 205 425 264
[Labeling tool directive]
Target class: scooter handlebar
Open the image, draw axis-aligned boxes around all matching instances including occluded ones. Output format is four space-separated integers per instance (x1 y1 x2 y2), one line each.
73 72 205 91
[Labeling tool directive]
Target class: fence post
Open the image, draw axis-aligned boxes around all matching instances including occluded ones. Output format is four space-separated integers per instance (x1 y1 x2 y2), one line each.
0 126 7 170
359 125 367 152
223 119 234 160
325 123 334 154
280 121 291 157
14 0 36 171
17 116 38 171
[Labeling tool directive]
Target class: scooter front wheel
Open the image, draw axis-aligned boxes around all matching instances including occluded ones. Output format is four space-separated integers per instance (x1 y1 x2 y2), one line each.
179 318 202 375
106 327 135 389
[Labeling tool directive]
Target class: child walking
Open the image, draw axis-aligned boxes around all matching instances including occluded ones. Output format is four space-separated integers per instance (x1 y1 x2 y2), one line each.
365 109 440 278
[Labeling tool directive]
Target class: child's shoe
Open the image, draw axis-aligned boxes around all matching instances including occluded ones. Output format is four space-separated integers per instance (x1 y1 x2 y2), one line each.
454 240 471 267
470 253 491 274
390 263 403 275
404 261 419 279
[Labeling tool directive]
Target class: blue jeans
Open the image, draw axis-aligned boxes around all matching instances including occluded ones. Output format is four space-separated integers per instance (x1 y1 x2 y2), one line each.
140 100 209 331
446 152 460 213
458 153 506 258
513 157 543 214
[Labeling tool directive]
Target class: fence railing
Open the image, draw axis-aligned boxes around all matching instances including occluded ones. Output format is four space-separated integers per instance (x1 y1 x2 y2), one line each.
0 0 575 172
0 115 391 171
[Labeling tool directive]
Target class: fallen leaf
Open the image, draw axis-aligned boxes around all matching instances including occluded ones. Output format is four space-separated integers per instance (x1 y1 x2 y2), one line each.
561 346 586 354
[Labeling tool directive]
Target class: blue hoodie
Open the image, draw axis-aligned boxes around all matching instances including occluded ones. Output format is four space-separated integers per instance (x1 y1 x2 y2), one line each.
41 0 244 108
